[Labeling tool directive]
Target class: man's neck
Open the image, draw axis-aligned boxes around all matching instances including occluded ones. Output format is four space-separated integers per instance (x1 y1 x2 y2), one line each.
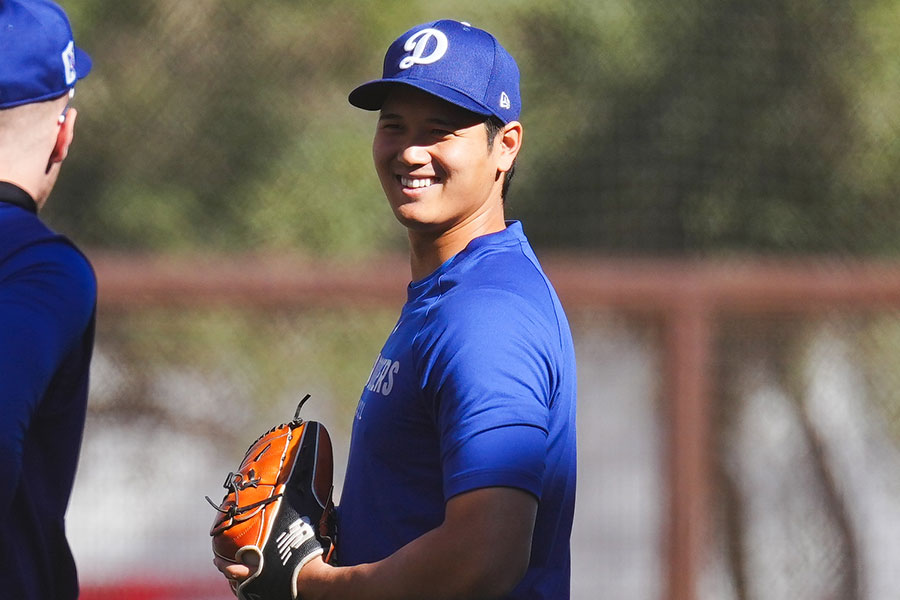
0 181 38 213
407 212 507 281
0 169 52 210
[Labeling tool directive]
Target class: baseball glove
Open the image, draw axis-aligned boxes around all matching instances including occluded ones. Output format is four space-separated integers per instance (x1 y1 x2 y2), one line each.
207 395 336 600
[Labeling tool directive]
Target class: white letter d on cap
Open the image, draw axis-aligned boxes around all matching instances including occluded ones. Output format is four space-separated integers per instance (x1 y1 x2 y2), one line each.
399 29 448 69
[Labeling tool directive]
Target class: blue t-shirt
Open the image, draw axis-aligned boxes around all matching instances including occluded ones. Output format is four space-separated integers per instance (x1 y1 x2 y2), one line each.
339 221 577 599
0 187 97 600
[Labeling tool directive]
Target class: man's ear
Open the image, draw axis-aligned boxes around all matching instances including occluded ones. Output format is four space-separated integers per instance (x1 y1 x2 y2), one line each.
50 106 77 165
497 120 522 174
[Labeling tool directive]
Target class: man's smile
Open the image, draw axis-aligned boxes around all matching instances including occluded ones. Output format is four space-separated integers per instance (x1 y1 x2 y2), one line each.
399 175 439 189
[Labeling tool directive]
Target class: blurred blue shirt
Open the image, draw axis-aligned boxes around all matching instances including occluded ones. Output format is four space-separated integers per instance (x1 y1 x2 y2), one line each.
0 183 96 600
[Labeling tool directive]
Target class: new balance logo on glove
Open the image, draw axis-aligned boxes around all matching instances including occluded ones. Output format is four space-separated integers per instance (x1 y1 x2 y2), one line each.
277 518 317 566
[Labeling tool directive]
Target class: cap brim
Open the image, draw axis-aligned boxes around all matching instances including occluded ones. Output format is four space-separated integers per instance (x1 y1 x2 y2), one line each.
349 79 502 122
74 46 92 81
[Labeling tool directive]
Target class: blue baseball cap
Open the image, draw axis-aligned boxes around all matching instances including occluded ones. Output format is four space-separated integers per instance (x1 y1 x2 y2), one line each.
0 0 92 109
349 19 521 124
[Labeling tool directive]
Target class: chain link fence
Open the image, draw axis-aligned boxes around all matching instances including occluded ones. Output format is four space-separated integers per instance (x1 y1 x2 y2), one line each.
34 1 900 598
709 315 900 599
51 0 900 256
66 265 900 600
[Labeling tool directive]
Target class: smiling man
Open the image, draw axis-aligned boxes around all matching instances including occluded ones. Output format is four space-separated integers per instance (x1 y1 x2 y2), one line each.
218 19 577 600
370 86 519 279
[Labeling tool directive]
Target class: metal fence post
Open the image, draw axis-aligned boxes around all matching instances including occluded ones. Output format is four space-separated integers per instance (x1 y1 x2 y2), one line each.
663 292 713 600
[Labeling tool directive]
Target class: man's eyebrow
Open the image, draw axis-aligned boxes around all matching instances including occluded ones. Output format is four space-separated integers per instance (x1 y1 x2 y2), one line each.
377 113 473 129
425 116 459 128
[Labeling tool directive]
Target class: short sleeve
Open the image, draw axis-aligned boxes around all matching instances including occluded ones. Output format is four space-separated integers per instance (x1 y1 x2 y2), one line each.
416 287 556 501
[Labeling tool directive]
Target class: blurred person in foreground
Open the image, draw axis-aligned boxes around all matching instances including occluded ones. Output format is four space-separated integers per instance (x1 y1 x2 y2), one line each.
218 19 577 599
0 1 95 598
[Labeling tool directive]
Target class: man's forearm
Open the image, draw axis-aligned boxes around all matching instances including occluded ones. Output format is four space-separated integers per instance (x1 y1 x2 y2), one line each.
297 487 536 600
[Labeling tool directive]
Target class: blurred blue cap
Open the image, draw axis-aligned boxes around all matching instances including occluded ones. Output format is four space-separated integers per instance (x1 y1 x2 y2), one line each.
0 0 92 109
349 19 521 124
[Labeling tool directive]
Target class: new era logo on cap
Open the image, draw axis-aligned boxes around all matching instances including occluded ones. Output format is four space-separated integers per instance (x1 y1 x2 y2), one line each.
0 0 92 109
349 19 521 124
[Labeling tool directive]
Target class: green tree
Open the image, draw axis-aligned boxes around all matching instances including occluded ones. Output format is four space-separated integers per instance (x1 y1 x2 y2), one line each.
49 0 900 257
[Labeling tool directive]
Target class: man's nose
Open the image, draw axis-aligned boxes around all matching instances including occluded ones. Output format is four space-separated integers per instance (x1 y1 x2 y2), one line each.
397 139 431 166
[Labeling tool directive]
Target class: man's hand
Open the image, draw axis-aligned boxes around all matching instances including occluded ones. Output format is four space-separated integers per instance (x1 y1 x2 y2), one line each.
213 553 258 596
214 552 335 598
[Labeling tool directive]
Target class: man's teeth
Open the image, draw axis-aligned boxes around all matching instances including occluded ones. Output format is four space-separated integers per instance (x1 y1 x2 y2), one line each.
401 176 434 189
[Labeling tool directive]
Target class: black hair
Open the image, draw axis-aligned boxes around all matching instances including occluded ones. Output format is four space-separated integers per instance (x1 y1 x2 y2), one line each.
484 116 516 201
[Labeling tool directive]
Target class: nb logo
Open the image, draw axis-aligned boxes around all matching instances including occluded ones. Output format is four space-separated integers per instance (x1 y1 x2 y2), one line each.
276 518 315 566
399 28 449 70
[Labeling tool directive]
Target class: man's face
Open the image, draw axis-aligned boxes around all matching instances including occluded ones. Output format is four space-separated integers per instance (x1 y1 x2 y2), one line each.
372 87 504 235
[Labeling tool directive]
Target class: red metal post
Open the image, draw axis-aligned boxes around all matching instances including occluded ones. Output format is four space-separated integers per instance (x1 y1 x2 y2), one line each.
662 294 713 600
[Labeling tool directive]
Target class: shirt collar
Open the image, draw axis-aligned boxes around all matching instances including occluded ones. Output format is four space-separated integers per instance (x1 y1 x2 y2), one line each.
0 181 37 214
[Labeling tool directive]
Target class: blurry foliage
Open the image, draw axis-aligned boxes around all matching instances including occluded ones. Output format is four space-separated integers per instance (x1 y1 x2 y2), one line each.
510 0 900 254
48 0 899 256
93 307 398 431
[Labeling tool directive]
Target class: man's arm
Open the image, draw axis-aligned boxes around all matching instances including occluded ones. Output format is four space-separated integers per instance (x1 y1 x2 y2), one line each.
218 486 537 600
0 241 96 512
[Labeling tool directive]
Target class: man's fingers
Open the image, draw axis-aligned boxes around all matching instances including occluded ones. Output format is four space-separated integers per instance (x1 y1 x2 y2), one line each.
213 556 255 580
